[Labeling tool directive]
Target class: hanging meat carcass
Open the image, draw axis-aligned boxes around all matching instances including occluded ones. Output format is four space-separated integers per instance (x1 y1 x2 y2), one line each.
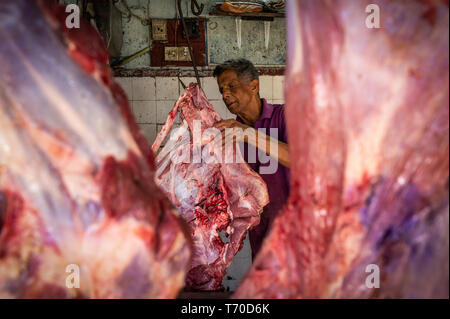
0 0 191 298
152 83 269 291
235 0 449 298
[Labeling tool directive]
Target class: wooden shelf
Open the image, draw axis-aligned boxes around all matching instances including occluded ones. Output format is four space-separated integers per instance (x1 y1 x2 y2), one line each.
209 7 285 20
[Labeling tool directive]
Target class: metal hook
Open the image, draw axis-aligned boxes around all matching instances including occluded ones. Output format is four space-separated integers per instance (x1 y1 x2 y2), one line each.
191 0 204 16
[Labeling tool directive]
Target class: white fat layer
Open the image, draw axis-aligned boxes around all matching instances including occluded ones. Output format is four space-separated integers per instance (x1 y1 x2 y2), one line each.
238 199 252 210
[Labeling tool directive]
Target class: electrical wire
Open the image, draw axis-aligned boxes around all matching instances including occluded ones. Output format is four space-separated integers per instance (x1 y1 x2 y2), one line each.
107 0 113 48
113 0 150 25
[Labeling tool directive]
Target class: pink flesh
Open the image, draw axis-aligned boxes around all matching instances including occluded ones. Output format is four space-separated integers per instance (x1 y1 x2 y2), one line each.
0 0 191 298
234 0 449 299
154 83 269 291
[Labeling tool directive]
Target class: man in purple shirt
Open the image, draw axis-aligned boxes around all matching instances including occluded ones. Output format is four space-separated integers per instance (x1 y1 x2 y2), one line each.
213 59 291 259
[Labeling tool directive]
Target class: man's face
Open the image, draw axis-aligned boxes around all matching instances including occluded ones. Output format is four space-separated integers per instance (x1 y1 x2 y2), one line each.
217 70 258 115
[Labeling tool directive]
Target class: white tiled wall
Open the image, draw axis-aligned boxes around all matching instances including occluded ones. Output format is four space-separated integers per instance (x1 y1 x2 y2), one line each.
115 75 285 145
132 77 155 101
273 75 285 101
133 101 156 123
116 76 284 143
261 75 286 105
155 77 180 101
114 75 283 292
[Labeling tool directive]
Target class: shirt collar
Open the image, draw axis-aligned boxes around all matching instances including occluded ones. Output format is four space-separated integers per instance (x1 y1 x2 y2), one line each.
259 98 275 121
236 99 274 125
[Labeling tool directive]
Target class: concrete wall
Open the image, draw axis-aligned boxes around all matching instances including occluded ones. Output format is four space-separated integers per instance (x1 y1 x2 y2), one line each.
207 17 286 65
115 0 286 67
60 0 286 67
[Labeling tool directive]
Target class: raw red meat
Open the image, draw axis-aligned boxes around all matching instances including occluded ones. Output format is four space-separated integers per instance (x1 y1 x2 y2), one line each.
0 0 191 298
235 0 449 298
152 83 269 291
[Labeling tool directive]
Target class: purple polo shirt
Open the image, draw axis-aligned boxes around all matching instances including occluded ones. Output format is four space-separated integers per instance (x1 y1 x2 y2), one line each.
237 99 290 259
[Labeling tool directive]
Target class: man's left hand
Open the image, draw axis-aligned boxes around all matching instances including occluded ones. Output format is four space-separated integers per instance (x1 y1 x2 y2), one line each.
214 119 249 131
213 120 256 148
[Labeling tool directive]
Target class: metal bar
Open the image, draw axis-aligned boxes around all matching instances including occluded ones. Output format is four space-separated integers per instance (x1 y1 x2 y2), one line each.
179 77 187 90
177 0 202 89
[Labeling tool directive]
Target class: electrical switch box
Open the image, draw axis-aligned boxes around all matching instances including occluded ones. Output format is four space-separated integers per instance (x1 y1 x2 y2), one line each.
151 18 206 67
165 47 178 61
177 47 191 61
164 47 192 62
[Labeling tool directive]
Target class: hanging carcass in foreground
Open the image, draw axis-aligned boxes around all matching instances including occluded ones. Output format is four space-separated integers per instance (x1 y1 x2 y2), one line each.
0 0 191 298
235 0 449 299
152 83 269 291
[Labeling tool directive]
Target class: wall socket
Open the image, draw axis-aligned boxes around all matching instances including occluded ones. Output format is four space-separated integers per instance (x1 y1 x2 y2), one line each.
164 47 191 62
152 19 167 41
177 47 191 61
165 47 178 61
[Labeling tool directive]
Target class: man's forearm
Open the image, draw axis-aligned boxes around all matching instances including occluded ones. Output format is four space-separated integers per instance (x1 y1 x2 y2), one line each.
247 129 290 168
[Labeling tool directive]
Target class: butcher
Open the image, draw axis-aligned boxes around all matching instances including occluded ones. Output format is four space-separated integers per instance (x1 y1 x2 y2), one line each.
213 58 290 259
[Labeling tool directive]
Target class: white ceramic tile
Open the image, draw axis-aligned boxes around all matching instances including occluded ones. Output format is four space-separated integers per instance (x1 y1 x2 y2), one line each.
273 75 285 100
132 77 155 101
259 76 273 101
132 101 156 124
210 100 234 120
201 77 222 100
179 77 197 91
115 77 133 100
157 100 179 124
138 124 157 144
156 77 180 100
272 99 285 105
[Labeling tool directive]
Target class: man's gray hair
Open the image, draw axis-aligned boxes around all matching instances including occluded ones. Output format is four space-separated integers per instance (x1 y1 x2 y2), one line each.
213 58 259 84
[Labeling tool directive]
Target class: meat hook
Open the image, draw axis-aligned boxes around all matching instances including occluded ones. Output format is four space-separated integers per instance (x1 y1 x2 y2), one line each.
191 0 204 16
177 0 202 89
